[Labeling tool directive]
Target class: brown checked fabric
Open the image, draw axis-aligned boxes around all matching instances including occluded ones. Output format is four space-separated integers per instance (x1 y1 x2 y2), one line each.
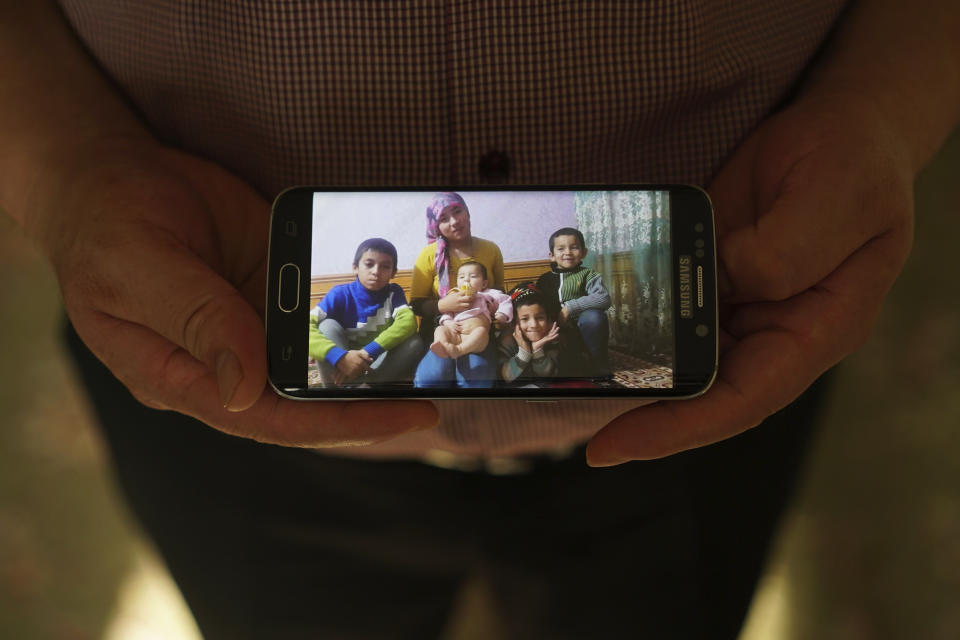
57 0 847 458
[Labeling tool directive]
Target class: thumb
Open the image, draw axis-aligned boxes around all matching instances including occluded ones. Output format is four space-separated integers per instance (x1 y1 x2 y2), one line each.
113 241 267 412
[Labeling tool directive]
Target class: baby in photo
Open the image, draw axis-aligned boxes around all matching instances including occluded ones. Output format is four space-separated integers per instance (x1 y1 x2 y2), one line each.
431 261 512 359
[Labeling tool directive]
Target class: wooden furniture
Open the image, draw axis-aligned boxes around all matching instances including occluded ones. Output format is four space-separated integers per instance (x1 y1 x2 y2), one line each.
308 258 553 309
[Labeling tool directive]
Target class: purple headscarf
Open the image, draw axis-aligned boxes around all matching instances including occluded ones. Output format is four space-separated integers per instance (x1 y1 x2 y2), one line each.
426 192 468 297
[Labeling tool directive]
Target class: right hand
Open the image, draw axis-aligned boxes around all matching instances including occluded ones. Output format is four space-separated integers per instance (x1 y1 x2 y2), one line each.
512 324 530 352
437 290 473 315
334 350 373 385
30 138 437 446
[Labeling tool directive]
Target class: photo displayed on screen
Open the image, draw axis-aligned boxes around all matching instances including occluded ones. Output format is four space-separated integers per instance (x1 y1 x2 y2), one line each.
307 190 674 391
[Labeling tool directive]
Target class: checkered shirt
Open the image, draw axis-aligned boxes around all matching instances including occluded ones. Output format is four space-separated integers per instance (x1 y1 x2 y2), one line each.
57 0 846 458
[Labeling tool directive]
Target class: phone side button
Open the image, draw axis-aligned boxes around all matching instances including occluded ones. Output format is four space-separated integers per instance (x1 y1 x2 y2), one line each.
278 263 300 313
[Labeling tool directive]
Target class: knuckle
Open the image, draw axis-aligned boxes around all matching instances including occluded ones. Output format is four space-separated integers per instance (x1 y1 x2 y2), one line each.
179 291 234 361
746 248 798 301
723 235 799 302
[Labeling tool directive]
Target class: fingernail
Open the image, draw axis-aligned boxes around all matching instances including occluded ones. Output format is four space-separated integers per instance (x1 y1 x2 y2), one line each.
217 351 243 411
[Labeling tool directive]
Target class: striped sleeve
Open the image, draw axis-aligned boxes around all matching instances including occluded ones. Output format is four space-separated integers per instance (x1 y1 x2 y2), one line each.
563 273 611 318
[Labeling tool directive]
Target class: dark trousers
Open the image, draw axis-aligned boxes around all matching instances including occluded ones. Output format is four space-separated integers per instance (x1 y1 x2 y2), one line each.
575 308 610 374
65 321 828 640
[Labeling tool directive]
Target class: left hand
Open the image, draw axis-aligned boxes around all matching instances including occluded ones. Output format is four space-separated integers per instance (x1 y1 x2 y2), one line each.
531 322 561 352
586 90 915 465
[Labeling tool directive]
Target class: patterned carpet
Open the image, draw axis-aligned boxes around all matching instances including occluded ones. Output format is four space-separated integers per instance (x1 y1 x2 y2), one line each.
308 350 673 390
607 349 673 389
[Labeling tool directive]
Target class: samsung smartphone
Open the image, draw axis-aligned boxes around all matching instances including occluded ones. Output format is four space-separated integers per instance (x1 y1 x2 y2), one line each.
267 186 716 400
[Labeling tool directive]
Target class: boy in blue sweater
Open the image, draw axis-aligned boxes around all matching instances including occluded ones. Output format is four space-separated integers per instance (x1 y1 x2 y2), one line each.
309 238 424 386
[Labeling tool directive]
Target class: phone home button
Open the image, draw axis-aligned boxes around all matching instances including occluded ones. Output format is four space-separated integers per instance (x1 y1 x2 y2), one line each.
278 263 300 313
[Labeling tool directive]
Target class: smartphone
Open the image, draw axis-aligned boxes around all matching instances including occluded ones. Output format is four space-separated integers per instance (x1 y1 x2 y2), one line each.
267 186 717 400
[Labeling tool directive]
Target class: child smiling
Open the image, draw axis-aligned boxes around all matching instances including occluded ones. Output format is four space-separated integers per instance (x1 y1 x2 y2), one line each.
498 283 561 383
536 227 612 375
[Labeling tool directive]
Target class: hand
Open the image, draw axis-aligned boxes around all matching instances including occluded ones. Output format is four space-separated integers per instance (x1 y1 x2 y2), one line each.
34 139 437 446
513 324 530 351
531 322 560 353
558 307 570 326
437 290 473 315
334 349 373 385
493 312 508 328
587 91 914 465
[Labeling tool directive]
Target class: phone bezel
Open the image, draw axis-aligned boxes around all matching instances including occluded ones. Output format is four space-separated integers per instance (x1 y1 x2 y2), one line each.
266 185 717 400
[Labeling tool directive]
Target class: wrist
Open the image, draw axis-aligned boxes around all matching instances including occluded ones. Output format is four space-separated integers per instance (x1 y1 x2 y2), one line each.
796 1 960 175
795 84 927 178
361 344 381 360
325 346 348 366
0 1 154 231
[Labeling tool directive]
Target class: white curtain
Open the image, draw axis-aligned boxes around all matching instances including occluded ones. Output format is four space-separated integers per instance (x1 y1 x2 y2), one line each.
575 191 673 362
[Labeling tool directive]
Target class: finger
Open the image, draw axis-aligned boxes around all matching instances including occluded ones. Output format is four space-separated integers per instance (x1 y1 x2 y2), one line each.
716 160 909 304
92 234 267 412
585 225 908 466
81 314 439 445
725 227 910 345
585 327 812 466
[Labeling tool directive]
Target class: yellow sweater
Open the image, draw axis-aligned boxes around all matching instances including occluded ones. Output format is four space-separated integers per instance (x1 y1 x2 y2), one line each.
410 237 505 301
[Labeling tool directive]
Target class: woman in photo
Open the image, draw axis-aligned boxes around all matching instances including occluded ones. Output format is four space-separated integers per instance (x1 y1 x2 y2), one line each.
411 192 505 388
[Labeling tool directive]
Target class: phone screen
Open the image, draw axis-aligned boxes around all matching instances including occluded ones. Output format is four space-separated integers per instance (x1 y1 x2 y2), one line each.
303 189 678 393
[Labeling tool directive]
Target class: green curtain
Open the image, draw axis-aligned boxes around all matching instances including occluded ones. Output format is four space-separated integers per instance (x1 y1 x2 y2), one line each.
575 190 673 363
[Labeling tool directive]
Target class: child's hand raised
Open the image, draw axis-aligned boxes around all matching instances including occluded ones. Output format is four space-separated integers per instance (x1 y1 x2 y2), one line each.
531 323 560 353
512 324 530 351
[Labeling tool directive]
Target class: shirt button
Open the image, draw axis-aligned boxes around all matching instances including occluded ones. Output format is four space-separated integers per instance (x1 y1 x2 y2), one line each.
477 150 512 181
